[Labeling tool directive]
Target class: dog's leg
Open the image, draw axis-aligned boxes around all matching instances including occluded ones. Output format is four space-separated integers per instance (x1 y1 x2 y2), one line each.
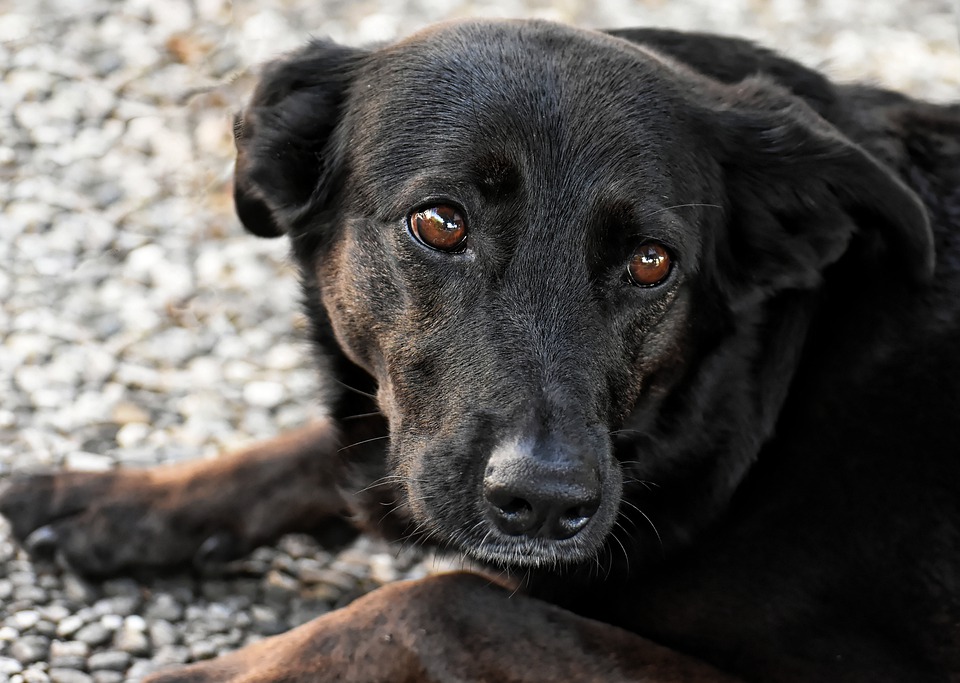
0 415 386 575
142 572 739 683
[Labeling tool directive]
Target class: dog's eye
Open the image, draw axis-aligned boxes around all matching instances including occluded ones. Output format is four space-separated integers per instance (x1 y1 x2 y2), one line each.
627 242 672 286
408 205 467 252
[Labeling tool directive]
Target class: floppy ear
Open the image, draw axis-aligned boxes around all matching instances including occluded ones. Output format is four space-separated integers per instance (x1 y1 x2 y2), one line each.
233 39 364 237
703 79 934 304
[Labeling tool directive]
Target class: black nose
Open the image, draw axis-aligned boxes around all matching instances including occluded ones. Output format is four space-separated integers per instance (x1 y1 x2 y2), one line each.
483 441 601 540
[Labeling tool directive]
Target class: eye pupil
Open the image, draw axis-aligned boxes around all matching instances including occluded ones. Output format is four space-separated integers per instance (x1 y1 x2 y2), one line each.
409 205 468 252
628 242 672 286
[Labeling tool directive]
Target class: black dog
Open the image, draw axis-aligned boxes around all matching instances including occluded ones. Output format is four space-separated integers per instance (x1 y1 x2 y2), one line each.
2 19 959 682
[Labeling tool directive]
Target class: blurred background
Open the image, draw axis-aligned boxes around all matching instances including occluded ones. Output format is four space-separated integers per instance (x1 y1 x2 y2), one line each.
1 1 958 681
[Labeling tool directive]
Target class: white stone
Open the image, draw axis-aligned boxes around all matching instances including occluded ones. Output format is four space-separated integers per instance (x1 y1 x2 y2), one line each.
64 452 113 472
115 422 150 449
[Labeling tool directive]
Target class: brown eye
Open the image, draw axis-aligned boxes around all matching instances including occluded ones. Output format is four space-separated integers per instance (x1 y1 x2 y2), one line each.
627 242 672 287
408 205 467 252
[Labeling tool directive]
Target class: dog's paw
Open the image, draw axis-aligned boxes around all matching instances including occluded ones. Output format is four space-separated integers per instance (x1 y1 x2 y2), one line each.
0 469 253 576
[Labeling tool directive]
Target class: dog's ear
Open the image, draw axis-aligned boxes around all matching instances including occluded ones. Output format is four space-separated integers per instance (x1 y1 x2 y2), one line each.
607 28 837 117
233 40 364 237
702 79 934 304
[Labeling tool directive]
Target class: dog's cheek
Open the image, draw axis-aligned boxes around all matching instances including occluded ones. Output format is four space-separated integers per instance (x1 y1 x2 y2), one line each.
316 232 406 379
609 290 696 423
392 432 486 538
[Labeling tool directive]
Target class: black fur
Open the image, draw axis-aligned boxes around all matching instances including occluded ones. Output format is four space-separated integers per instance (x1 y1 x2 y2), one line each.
234 20 960 681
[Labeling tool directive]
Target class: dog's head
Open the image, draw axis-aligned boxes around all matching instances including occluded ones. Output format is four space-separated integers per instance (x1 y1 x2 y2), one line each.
233 21 933 570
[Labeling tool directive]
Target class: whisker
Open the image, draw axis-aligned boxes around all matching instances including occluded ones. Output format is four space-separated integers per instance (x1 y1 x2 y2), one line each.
611 520 632 574
337 434 390 453
621 499 663 550
639 202 723 221
621 477 658 492
354 474 425 495
341 410 385 421
332 378 378 401
508 568 530 599
395 520 433 556
609 429 645 437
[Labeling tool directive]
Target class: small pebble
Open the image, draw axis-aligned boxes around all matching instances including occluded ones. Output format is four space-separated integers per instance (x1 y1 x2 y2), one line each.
144 595 183 622
21 668 51 683
48 669 94 683
87 651 130 672
147 620 178 649
62 576 98 605
48 641 89 670
11 636 49 665
74 622 112 648
11 610 40 631
242 380 286 408
92 673 122 683
0 656 23 675
114 619 150 656
55 615 87 639
63 452 114 472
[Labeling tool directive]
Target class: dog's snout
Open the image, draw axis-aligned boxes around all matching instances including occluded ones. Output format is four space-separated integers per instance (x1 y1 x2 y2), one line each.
483 441 601 540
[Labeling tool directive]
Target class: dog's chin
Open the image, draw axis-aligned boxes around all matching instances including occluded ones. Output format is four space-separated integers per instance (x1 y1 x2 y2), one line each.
463 534 604 570
436 516 615 570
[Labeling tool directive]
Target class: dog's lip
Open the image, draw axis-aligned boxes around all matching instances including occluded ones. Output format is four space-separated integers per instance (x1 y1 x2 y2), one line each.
447 516 612 569
463 533 601 569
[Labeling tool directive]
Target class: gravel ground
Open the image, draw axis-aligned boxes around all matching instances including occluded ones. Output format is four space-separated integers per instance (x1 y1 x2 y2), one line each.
1 1 958 681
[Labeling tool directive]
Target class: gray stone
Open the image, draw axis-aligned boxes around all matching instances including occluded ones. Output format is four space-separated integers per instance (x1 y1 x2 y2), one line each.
87 650 131 672
55 615 87 639
38 604 70 622
147 620 178 648
187 639 217 661
0 656 23 675
264 569 300 603
92 673 123 683
10 610 40 631
48 669 94 683
62 575 98 604
21 668 51 683
92 596 138 619
13 585 48 604
73 622 112 648
10 635 49 664
144 594 183 622
114 619 150 656
33 620 57 637
48 640 88 670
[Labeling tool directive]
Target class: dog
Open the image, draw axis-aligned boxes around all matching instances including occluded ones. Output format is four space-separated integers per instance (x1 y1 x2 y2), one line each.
2 18 959 682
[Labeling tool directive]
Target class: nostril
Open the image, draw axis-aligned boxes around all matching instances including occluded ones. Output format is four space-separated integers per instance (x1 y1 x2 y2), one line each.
496 497 533 517
554 499 600 539
484 488 540 536
564 504 594 522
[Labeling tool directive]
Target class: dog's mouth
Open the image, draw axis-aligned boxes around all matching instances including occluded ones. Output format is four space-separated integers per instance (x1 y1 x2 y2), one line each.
453 520 616 570
402 480 623 570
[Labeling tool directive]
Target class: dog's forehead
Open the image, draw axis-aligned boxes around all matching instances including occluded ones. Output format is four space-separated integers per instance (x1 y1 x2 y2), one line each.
331 20 719 237
347 20 697 183
382 19 674 82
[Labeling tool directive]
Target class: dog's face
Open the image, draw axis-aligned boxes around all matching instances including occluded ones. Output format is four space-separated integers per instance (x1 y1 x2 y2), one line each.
234 21 931 570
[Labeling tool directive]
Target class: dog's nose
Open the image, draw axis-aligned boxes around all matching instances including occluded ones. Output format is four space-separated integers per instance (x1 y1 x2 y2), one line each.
483 440 601 540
